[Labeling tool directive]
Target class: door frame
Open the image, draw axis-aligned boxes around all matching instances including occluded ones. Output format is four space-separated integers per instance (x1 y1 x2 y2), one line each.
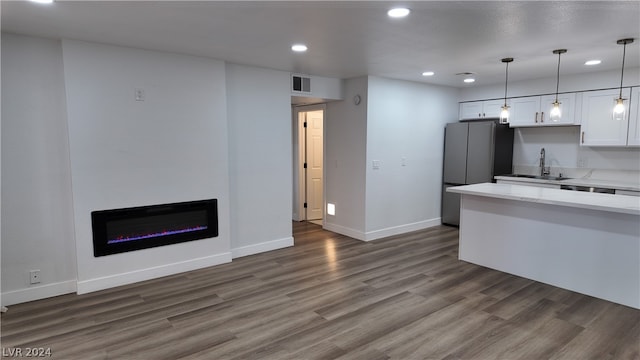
292 104 326 222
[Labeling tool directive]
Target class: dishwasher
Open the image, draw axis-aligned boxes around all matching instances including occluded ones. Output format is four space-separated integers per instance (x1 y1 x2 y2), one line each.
560 185 615 194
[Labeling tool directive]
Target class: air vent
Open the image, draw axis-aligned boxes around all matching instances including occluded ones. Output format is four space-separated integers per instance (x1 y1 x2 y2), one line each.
292 74 311 93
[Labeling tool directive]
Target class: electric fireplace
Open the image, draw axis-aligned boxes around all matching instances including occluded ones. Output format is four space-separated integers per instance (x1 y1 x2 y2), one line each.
91 199 218 257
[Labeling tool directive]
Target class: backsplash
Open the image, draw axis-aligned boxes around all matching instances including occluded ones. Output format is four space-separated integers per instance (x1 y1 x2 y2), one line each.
512 126 640 184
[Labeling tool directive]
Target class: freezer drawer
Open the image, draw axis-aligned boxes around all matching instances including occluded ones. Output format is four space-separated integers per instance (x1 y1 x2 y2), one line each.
442 184 461 226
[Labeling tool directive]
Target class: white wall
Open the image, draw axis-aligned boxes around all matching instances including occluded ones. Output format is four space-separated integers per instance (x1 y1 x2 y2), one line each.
365 77 459 238
460 68 640 181
512 126 640 177
324 77 369 238
325 76 460 240
1 34 77 305
62 40 232 293
226 63 294 257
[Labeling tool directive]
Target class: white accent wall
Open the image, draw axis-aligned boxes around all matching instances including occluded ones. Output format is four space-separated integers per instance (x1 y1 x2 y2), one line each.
62 40 232 294
1 34 297 305
1 34 77 305
226 64 294 258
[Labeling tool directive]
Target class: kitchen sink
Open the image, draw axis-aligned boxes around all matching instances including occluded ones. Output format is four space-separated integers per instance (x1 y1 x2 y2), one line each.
503 174 570 181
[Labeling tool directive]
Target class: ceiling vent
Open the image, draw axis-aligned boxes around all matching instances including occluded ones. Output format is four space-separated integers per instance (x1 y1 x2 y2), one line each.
292 74 311 94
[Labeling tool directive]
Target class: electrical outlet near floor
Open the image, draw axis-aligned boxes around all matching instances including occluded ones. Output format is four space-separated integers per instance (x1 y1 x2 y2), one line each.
29 269 41 284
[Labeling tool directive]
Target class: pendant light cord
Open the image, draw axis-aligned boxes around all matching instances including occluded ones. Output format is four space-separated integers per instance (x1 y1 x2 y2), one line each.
619 41 627 99
555 52 561 102
504 61 509 106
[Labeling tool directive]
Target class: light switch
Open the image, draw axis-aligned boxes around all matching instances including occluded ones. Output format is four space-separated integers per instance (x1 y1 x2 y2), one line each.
372 160 380 169
135 88 145 101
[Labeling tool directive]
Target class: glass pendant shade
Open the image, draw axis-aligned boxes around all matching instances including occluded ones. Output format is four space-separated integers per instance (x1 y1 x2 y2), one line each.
499 105 510 124
613 98 626 121
550 101 562 122
613 38 633 120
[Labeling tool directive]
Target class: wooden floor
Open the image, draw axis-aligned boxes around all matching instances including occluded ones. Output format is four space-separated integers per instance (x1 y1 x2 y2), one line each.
1 222 639 359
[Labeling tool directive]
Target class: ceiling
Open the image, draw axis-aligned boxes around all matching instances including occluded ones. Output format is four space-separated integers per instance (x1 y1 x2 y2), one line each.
2 1 639 88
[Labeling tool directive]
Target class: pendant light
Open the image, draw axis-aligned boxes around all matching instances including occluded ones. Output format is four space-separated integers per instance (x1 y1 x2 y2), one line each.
550 49 567 122
499 57 513 124
613 38 634 121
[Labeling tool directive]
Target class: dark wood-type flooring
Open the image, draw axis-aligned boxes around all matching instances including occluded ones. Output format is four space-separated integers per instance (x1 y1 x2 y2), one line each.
1 222 639 359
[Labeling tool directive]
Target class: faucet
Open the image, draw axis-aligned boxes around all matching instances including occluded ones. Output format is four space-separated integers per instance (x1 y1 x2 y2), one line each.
539 148 550 176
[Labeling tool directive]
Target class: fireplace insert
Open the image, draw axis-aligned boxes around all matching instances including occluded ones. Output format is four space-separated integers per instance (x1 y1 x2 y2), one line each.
91 199 218 257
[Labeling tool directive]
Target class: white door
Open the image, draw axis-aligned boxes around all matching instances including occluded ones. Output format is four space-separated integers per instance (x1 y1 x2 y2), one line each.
305 110 324 220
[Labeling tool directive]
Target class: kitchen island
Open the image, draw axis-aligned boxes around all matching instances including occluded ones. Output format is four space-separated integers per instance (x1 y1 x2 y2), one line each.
447 183 640 309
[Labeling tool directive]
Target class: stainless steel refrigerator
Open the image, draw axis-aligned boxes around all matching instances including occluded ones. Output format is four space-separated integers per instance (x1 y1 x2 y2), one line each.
442 120 514 226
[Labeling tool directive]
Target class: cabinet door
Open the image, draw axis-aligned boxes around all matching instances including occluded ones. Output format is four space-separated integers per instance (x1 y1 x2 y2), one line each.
541 93 577 125
510 96 541 126
459 102 483 120
627 87 640 146
483 99 507 119
581 88 631 146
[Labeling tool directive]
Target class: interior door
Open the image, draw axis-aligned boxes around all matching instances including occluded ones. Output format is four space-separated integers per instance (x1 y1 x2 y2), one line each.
305 110 324 220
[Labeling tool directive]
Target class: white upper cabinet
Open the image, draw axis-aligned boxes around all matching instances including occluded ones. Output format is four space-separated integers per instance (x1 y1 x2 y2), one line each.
459 99 506 120
509 93 577 127
580 88 632 146
627 87 640 146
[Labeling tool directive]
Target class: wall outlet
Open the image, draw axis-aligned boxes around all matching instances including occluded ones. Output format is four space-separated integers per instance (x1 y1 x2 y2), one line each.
577 157 588 168
29 269 41 284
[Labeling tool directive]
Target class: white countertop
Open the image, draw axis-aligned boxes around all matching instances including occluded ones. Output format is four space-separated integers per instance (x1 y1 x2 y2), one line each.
447 183 640 215
494 175 640 192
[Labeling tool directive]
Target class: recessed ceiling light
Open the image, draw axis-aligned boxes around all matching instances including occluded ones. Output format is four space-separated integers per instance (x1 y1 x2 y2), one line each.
388 8 411 18
463 78 476 83
291 44 308 52
585 59 602 66
422 71 435 76
29 0 54 3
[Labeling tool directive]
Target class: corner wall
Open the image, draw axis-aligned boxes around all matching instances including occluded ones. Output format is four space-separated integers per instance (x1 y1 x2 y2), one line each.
365 77 459 239
1 34 77 305
325 76 460 241
226 64 293 258
324 77 369 239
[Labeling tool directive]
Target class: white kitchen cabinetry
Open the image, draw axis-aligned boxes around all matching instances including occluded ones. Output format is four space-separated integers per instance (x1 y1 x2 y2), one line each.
580 88 632 146
459 99 505 120
509 93 577 127
627 87 640 146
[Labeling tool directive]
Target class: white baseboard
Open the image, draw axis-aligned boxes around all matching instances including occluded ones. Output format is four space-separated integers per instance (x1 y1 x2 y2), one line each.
323 222 366 241
324 218 441 242
364 218 441 241
2 280 77 306
231 236 294 259
76 252 232 294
